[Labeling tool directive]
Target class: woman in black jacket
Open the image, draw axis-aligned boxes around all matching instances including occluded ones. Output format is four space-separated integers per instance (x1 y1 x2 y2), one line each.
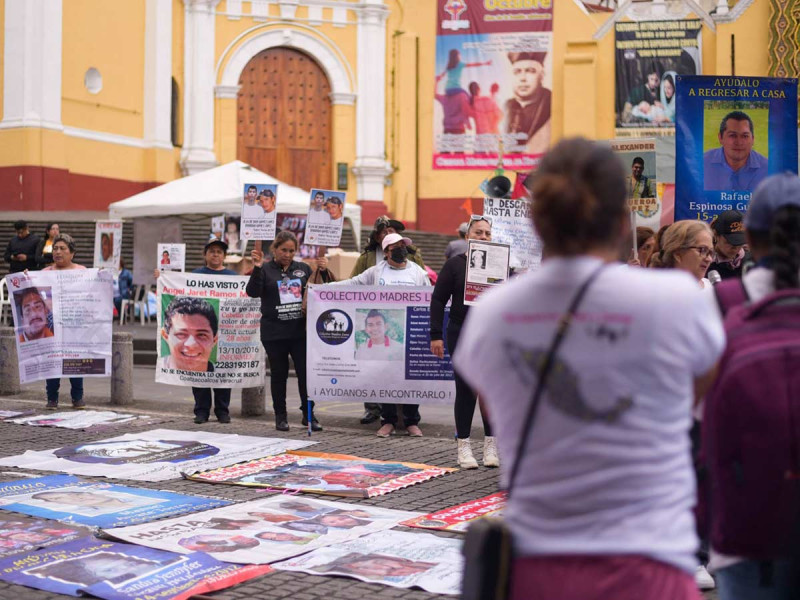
429 216 498 469
247 231 330 431
35 223 59 269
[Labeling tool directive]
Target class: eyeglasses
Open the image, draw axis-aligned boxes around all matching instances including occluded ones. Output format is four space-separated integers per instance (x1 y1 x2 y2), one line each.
469 215 492 225
685 246 713 258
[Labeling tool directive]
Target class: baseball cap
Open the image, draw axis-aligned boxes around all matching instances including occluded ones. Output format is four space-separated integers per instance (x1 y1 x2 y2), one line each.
381 232 412 251
711 210 746 246
204 237 228 253
744 173 800 233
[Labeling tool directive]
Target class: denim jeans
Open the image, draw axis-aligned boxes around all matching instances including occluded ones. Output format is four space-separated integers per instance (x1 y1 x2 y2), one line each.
716 559 797 600
45 378 84 402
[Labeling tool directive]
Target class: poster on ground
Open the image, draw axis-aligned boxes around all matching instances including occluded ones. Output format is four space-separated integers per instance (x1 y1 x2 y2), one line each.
0 513 90 558
433 0 553 170
483 198 542 270
106 496 421 565
615 20 702 133
157 243 186 272
464 240 510 305
8 410 155 431
0 474 230 528
401 492 506 533
304 189 345 247
0 429 315 482
241 183 278 241
611 138 661 230
0 537 271 599
185 451 455 498
156 271 265 388
306 285 455 404
94 221 123 271
273 530 463 595
0 410 34 420
5 269 113 384
675 75 799 222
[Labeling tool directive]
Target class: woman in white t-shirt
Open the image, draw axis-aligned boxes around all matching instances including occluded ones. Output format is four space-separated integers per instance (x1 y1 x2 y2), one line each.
454 138 725 600
650 220 715 291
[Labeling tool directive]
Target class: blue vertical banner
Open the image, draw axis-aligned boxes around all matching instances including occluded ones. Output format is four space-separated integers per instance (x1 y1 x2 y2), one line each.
675 76 798 222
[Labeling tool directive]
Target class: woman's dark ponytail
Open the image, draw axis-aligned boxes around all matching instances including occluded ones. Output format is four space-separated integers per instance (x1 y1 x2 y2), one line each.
769 205 800 290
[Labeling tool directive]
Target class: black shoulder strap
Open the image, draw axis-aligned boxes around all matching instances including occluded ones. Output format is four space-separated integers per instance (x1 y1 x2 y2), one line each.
506 263 606 497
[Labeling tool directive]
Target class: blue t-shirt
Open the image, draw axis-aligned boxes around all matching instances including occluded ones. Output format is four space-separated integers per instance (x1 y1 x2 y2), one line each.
445 62 465 91
703 147 768 192
193 266 238 276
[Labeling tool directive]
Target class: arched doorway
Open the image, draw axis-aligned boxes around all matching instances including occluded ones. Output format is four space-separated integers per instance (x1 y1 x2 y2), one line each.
237 48 332 191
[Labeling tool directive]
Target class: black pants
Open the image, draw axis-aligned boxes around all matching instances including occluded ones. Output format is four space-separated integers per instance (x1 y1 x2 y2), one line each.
448 324 493 439
263 337 313 417
380 404 420 427
191 387 231 420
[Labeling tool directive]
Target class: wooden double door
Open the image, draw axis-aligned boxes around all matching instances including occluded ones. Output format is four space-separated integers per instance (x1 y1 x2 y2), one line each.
237 47 333 190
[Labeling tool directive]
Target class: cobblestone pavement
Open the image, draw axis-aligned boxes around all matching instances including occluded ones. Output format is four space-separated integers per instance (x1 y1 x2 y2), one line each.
0 396 718 600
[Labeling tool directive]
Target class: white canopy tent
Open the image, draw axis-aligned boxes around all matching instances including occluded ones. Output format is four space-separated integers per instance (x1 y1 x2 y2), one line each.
108 160 362 247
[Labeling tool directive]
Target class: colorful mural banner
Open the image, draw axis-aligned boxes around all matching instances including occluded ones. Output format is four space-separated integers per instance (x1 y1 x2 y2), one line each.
94 220 123 271
615 20 702 131
433 0 553 170
273 530 463 595
185 451 455 498
7 410 155 431
105 496 421 565
306 285 455 404
0 474 230 528
675 76 799 221
610 138 661 231
482 197 543 270
0 429 315 482
0 537 271 599
304 189 346 247
156 271 265 388
241 183 278 241
5 269 113 384
401 492 506 533
0 513 90 559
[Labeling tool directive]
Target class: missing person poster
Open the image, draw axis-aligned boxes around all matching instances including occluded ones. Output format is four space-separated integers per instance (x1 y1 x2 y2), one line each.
157 243 185 272
0 474 229 528
210 215 226 241
94 221 123 271
464 240 510 305
273 530 463 595
615 20 702 132
433 0 553 170
0 537 271 600
241 183 278 241
105 496 420 565
482 199 543 270
278 213 316 259
304 189 345 247
8 410 153 431
401 492 506 532
306 285 455 404
674 76 799 221
224 215 242 254
156 271 265 388
6 269 113 384
0 513 90 559
611 138 661 230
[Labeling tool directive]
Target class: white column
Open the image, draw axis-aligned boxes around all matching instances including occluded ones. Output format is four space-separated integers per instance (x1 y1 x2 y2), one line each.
180 0 220 175
352 0 392 202
144 0 173 149
0 0 63 130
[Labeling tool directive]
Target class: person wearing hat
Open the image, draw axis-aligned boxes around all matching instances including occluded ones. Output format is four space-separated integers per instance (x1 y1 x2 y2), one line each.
330 232 430 437
505 52 551 154
444 223 469 259
350 216 426 425
708 209 751 280
4 220 40 273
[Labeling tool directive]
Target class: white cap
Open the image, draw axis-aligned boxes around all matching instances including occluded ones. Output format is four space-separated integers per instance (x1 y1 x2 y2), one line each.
381 232 412 251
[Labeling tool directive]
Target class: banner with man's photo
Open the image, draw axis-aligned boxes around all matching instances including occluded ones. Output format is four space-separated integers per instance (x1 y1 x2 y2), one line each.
304 189 346 247
241 183 277 241
6 269 113 384
306 286 455 404
156 271 265 388
0 513 91 559
674 76 799 221
433 0 553 170
615 20 702 133
611 138 661 230
94 220 123 270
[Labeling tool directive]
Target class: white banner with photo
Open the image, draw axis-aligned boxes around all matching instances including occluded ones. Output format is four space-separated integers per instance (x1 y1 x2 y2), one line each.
306 286 455 404
156 271 265 388
6 269 113 384
93 221 123 271
105 496 421 564
610 138 661 231
8 410 152 430
304 189 346 248
274 529 463 595
133 217 182 286
482 197 543 271
241 183 278 241
464 240 510 305
0 429 315 482
157 243 185 272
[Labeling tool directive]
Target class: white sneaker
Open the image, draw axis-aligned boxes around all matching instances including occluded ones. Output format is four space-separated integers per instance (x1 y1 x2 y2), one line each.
695 565 715 590
483 436 500 468
457 438 478 469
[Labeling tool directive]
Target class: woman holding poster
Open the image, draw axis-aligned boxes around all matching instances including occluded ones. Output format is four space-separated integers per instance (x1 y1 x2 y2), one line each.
247 231 324 432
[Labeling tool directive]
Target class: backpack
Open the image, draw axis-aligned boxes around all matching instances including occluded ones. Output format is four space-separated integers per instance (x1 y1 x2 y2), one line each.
702 280 800 558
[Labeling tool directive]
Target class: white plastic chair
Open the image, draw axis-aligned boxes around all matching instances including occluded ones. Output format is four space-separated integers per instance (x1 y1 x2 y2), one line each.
119 284 144 325
0 277 11 325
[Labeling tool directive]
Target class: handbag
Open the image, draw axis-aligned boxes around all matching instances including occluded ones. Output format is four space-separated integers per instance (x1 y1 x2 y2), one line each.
461 264 606 600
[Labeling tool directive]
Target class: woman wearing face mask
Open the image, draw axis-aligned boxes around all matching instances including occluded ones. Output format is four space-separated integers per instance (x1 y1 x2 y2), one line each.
430 215 499 469
650 221 715 290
